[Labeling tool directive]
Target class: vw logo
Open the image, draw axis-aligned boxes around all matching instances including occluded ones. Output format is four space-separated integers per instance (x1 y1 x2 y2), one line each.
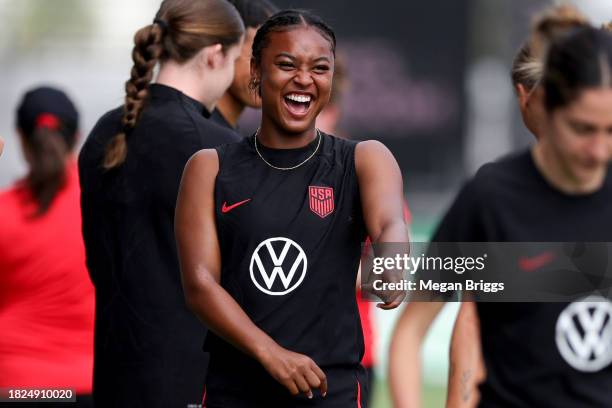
555 296 612 372
249 237 308 296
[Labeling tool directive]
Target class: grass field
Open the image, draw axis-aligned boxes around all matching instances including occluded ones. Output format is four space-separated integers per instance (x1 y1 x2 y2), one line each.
371 378 447 407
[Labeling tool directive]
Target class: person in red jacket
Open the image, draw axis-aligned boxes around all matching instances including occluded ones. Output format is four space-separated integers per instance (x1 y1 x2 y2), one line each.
0 87 94 407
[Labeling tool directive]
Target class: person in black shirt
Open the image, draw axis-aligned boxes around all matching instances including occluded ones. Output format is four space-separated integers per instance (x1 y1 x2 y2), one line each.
391 26 612 408
176 10 408 407
211 0 278 130
391 6 590 407
444 7 592 407
78 1 244 407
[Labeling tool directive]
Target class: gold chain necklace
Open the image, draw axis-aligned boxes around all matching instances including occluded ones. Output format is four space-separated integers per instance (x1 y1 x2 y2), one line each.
254 128 322 171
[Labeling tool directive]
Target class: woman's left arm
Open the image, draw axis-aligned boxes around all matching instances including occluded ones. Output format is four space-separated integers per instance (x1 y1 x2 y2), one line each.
355 140 409 309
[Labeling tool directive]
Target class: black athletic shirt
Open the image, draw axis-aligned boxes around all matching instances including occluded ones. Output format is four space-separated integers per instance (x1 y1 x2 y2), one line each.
205 132 369 407
211 108 234 130
78 84 241 408
433 149 612 407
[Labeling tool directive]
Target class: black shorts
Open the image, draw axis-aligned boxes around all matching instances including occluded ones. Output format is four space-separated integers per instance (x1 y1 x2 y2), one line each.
204 356 368 408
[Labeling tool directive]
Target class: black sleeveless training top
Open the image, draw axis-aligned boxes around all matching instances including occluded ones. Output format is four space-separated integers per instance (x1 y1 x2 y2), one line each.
205 132 369 406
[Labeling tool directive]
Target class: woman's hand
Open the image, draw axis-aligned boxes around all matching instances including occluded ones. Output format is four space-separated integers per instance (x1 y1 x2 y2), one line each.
0 137 4 156
257 343 328 399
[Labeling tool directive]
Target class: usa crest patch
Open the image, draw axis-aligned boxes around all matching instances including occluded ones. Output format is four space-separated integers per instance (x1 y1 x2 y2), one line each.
308 186 334 218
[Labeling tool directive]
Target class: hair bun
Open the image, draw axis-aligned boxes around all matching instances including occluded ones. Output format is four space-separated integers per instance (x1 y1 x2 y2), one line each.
531 4 589 58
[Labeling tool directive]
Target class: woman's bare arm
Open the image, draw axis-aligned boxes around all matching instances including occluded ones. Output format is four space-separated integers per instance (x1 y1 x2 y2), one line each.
355 140 408 309
447 302 485 408
389 301 445 408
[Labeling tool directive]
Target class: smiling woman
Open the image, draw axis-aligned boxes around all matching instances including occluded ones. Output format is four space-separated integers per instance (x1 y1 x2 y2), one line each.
175 9 409 408
250 9 336 143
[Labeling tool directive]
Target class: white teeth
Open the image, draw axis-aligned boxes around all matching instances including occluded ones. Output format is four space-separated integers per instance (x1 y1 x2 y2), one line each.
286 94 311 103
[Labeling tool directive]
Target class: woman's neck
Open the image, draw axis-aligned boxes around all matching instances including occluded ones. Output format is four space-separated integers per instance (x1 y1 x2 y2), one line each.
258 119 317 149
531 143 606 195
156 61 216 112
216 93 244 128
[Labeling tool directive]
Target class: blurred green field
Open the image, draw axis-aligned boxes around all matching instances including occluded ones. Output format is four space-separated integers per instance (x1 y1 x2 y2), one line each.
371 378 446 408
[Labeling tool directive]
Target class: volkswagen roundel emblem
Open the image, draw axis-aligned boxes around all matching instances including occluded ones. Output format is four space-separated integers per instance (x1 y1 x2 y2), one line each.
249 237 308 296
555 296 612 372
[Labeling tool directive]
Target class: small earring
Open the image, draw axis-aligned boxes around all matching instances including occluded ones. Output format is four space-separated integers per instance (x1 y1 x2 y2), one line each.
249 78 260 92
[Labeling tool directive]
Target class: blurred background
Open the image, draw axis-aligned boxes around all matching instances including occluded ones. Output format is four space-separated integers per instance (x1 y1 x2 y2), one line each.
1 0 611 406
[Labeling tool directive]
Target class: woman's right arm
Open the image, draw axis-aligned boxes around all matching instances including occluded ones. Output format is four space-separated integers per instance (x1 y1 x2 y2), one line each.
175 149 327 399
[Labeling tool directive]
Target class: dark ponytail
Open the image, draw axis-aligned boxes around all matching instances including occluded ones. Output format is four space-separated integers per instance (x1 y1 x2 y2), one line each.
103 0 245 170
16 88 79 217
26 126 70 216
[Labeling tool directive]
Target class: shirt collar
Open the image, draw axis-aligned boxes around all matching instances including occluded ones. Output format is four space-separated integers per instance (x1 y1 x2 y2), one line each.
149 83 210 118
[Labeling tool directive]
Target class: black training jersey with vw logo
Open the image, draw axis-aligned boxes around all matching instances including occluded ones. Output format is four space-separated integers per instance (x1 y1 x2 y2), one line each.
434 150 612 407
206 132 369 406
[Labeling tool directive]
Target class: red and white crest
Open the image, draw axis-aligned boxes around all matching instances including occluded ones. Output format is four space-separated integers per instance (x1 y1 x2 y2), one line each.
308 186 334 218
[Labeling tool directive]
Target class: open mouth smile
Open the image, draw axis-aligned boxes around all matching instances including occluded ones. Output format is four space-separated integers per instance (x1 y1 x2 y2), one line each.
283 92 313 118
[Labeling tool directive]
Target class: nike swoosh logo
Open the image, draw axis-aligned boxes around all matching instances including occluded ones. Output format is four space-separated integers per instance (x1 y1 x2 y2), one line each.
518 251 555 272
221 198 251 214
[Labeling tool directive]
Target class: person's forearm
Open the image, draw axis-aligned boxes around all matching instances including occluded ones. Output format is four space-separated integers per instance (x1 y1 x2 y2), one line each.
389 302 445 408
447 337 480 407
446 302 484 408
184 272 277 361
447 359 478 408
389 326 422 408
365 218 409 306
374 218 409 244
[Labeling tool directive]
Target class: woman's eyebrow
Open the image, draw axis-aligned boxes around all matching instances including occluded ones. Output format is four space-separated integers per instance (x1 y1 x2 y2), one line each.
275 52 296 60
274 53 331 63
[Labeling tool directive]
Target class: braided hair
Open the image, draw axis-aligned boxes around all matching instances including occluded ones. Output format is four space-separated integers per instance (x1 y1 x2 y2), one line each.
103 0 244 169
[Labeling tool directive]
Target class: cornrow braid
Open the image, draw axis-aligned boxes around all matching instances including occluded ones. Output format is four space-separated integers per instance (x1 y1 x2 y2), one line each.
252 9 336 69
103 23 164 170
249 10 336 97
